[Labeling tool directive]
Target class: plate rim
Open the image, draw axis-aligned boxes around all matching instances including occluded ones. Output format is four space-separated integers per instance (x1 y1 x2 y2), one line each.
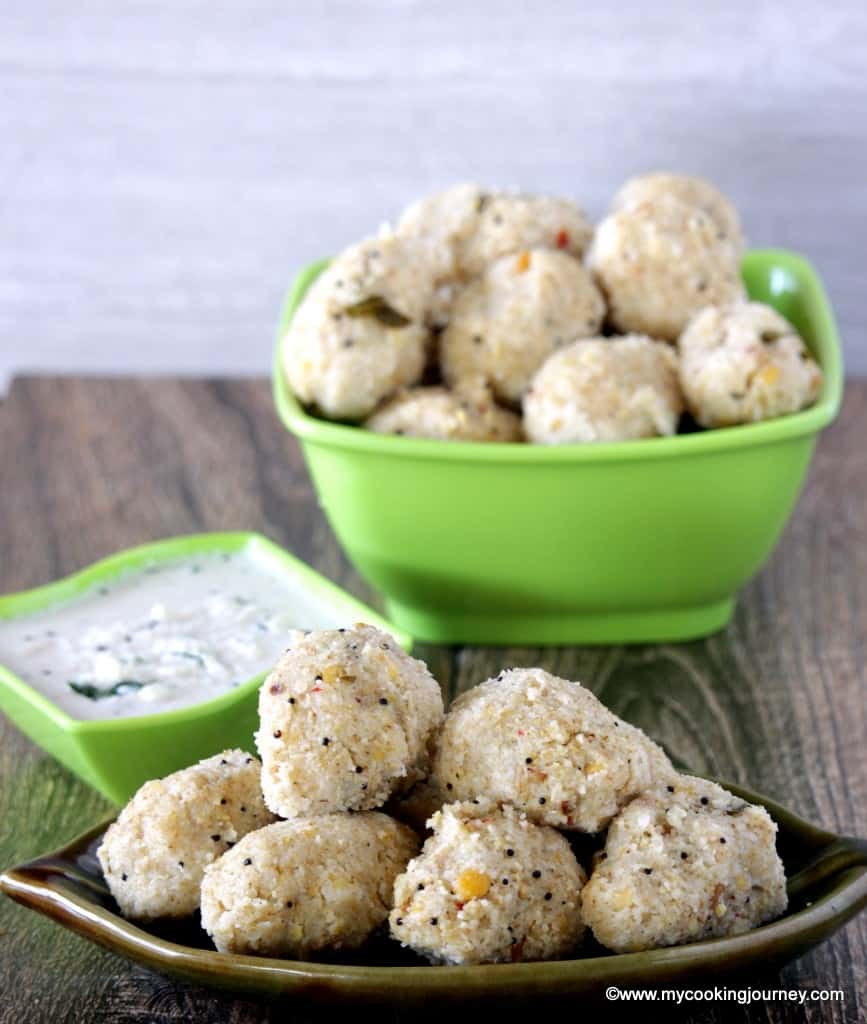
3 782 866 996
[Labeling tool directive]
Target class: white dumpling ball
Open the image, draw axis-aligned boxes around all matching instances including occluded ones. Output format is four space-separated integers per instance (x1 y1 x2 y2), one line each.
612 171 744 252
201 813 418 957
678 302 823 427
581 775 787 952
458 192 594 279
441 249 605 404
256 624 444 818
523 335 683 444
396 185 594 283
432 668 675 833
588 195 745 341
389 800 586 964
97 750 274 920
281 235 433 419
365 381 523 442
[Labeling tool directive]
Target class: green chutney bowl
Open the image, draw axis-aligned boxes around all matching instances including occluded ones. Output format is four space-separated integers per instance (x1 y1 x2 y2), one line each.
272 250 843 646
0 532 411 804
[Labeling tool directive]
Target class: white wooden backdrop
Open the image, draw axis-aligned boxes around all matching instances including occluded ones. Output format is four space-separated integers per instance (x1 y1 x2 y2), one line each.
1 0 865 386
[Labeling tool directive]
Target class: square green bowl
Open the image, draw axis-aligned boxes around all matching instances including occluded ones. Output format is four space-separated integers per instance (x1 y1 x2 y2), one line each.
272 250 844 645
0 532 411 805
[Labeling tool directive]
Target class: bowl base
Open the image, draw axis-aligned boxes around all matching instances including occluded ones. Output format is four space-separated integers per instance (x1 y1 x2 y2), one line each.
383 596 735 646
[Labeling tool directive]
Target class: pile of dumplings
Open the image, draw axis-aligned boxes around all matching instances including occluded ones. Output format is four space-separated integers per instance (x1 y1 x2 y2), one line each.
98 624 787 965
281 173 823 445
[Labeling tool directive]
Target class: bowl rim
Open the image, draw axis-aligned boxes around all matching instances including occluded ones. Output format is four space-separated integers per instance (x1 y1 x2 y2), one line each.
272 248 844 463
0 531 412 736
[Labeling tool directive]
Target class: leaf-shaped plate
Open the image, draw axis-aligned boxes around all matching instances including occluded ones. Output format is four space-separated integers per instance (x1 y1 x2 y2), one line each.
2 781 865 1006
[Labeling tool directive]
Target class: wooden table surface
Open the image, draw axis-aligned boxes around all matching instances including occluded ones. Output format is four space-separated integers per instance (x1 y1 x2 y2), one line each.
0 376 864 1023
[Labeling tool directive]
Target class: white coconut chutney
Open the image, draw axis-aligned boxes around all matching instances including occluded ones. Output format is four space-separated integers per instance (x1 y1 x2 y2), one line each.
0 549 359 720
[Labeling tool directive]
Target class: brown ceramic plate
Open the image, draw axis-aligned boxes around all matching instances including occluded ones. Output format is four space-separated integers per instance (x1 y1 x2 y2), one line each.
2 781 866 1006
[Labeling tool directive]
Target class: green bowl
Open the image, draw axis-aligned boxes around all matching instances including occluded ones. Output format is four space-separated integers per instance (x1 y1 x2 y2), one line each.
273 250 843 645
0 532 411 804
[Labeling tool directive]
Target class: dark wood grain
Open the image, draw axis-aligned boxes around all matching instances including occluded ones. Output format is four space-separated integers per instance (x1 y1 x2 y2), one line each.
0 376 864 1024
